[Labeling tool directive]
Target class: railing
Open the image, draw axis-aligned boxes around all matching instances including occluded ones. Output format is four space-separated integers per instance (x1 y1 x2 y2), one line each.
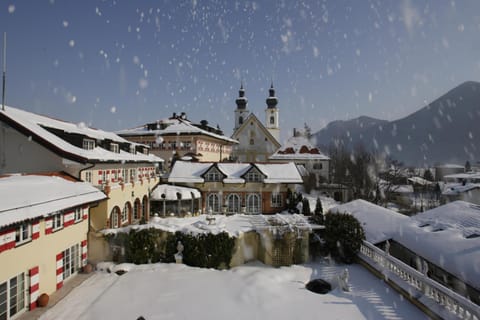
359 241 480 320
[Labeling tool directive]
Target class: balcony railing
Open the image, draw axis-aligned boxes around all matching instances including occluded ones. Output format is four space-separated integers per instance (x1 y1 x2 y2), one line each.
358 241 480 320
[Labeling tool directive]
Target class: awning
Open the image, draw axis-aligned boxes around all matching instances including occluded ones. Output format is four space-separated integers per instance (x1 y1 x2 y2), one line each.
150 184 201 201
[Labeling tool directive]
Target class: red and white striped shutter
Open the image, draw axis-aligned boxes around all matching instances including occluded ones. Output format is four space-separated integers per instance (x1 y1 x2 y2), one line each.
56 252 63 290
64 211 74 227
81 240 88 266
45 217 53 234
0 228 16 252
82 206 88 220
29 266 39 310
32 220 40 240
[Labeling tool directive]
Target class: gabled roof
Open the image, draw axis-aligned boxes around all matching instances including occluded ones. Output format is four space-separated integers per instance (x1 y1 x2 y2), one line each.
231 113 281 148
0 106 163 164
331 199 480 290
117 117 238 144
269 135 330 161
0 173 107 228
168 161 302 184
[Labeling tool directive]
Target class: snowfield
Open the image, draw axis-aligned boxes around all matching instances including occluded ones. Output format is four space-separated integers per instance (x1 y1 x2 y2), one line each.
40 260 427 320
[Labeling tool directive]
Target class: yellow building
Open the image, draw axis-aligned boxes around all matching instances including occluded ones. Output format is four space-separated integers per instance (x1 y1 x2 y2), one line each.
117 112 238 168
0 106 164 263
0 174 106 319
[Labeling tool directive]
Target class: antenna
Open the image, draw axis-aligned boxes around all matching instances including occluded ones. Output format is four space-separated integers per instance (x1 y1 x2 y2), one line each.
2 32 6 111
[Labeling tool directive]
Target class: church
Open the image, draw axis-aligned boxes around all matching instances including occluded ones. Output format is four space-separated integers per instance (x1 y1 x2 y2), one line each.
231 83 281 162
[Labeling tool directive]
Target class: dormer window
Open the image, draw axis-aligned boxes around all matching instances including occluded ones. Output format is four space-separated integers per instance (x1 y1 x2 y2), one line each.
142 147 149 155
205 168 222 182
110 143 120 153
245 169 262 182
83 138 95 150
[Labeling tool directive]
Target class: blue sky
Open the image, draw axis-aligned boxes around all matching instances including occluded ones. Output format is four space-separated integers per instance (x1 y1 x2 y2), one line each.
2 0 480 142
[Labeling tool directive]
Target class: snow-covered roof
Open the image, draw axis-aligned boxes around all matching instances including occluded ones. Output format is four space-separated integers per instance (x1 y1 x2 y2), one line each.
269 135 330 161
168 161 303 184
117 118 238 144
0 174 107 228
407 176 433 185
150 184 201 201
442 183 480 195
330 199 410 244
331 199 480 290
0 106 163 164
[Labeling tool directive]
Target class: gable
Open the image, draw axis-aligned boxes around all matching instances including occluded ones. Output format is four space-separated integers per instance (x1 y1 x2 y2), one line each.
232 114 281 148
241 165 266 183
201 164 226 182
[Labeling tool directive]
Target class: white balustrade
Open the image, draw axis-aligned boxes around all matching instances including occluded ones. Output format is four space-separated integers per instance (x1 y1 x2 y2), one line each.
358 241 479 320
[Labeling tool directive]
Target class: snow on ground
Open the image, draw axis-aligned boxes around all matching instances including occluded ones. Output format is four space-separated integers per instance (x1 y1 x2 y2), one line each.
40 260 426 320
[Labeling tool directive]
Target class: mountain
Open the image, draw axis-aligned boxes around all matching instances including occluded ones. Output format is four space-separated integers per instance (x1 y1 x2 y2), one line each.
312 81 480 166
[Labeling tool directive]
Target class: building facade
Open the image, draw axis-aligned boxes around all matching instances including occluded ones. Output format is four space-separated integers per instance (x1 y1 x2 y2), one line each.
117 112 238 168
168 161 303 215
0 174 106 319
0 106 163 262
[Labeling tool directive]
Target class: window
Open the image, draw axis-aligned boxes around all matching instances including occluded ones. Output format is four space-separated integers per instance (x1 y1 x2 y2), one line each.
121 203 129 224
130 168 136 181
206 193 221 214
183 141 192 150
246 194 261 214
0 273 26 319
142 147 149 155
142 197 148 219
82 138 95 150
205 168 222 182
313 163 323 170
271 193 282 208
122 168 128 183
15 223 31 246
110 143 120 153
249 138 254 145
227 194 241 214
270 116 275 124
62 244 80 281
52 213 64 232
245 170 262 182
129 145 136 154
102 170 107 183
110 207 120 228
239 116 243 124
133 200 140 220
170 141 177 150
74 208 83 223
85 171 92 183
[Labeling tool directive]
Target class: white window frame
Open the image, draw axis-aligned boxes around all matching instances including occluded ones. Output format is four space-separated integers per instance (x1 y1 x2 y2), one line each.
15 223 32 246
52 212 64 232
121 203 129 224
205 168 221 182
110 207 120 228
245 170 262 182
206 193 221 214
227 194 241 214
271 193 283 208
246 194 261 214
74 208 83 223
110 143 120 153
62 244 80 281
85 171 92 183
133 200 140 220
0 272 26 319
82 138 95 150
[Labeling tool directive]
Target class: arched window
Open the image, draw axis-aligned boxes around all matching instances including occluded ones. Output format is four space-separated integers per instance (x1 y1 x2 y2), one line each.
110 207 120 228
270 116 275 124
246 194 261 214
239 116 243 125
133 199 141 220
142 196 149 220
122 202 131 224
227 194 240 214
206 193 220 214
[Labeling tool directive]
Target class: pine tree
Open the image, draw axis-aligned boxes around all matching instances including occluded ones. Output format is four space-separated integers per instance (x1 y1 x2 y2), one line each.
314 197 323 215
302 198 311 216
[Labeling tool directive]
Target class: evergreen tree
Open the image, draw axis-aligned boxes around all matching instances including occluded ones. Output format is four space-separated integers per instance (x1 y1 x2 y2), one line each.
323 212 365 263
314 197 323 215
423 169 434 181
302 198 311 216
465 161 472 172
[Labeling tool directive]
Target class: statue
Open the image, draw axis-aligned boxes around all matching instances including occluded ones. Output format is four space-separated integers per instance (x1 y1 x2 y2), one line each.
338 268 350 292
385 240 390 255
174 241 184 263
421 260 429 276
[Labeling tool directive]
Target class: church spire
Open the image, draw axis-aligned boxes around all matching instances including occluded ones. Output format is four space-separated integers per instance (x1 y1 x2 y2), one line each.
266 82 278 109
235 82 248 109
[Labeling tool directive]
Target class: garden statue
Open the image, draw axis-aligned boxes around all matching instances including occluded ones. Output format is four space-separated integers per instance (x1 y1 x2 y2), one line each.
174 241 184 263
421 259 429 276
338 268 350 292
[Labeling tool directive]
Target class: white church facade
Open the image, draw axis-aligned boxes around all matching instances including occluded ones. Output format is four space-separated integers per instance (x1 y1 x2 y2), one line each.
231 84 281 162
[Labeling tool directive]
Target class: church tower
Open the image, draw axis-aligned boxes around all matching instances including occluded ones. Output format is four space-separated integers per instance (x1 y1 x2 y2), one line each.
234 83 249 131
265 83 280 142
